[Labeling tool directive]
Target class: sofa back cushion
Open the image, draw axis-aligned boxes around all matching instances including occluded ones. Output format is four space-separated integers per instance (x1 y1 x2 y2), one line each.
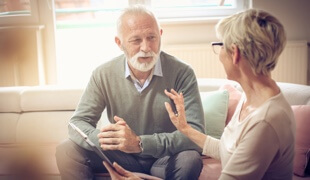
277 82 310 105
15 87 83 143
292 105 310 177
200 90 229 139
219 84 242 125
0 87 23 113
20 86 83 112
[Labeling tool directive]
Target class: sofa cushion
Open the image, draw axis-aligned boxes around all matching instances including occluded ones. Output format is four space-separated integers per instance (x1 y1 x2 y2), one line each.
0 113 19 143
292 105 310 177
200 90 229 139
278 83 310 105
199 157 222 180
219 84 242 125
20 86 83 112
16 111 73 143
0 87 24 113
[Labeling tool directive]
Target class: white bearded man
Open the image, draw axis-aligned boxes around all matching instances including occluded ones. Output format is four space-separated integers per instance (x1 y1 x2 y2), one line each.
56 5 205 180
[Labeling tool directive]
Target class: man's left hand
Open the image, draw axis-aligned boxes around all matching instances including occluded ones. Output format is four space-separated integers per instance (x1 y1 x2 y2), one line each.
97 116 142 153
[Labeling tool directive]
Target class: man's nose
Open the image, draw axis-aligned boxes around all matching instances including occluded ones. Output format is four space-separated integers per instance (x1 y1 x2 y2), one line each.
140 39 151 53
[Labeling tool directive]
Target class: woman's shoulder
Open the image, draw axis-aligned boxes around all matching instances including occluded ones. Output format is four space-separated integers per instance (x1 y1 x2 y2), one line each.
255 92 295 132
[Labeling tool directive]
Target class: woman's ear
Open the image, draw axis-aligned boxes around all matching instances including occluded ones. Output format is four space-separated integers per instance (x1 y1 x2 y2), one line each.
231 44 240 65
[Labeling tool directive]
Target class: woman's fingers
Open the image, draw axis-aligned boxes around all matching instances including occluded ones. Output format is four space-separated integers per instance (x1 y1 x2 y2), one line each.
164 102 175 119
113 162 128 176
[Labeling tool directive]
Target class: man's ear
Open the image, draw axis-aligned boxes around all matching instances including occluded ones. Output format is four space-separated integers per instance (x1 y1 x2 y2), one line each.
160 29 163 36
115 36 123 50
231 44 240 65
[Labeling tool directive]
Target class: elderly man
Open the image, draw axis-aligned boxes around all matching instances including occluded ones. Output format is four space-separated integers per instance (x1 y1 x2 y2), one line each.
56 5 205 180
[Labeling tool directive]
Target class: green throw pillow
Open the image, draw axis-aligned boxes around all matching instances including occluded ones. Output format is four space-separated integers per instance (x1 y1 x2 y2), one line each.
200 90 229 139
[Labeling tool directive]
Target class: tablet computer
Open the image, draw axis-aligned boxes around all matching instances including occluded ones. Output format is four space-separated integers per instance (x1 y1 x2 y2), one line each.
69 122 113 166
69 122 162 180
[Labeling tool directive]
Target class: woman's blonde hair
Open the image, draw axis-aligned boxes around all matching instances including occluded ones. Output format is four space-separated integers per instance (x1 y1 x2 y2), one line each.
215 9 286 76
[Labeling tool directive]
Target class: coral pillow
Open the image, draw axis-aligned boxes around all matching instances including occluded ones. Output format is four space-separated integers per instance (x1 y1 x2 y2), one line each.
292 105 310 177
219 84 242 125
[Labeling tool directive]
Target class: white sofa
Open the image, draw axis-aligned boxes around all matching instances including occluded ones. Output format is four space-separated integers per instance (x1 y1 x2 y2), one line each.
0 78 309 180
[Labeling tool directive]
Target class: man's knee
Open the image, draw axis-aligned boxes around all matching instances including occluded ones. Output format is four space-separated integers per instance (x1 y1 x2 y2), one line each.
169 150 203 180
56 139 96 179
55 139 87 168
55 139 70 158
178 150 202 167
56 139 74 162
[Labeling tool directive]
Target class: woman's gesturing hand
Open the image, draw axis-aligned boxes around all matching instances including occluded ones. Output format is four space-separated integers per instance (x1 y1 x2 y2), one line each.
164 89 191 133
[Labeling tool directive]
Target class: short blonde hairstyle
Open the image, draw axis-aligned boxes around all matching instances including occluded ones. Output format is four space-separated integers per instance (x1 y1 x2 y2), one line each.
215 9 286 76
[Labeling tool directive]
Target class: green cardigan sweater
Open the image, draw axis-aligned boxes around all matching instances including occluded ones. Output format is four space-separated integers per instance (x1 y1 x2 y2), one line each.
69 51 205 158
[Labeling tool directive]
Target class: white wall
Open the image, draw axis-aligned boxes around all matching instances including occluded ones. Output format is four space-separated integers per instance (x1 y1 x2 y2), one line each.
254 0 310 85
160 0 310 84
161 0 310 45
161 21 218 45
253 0 310 42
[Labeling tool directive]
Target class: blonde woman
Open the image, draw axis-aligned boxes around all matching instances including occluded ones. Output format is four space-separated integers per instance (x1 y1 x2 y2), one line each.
165 8 295 180
104 8 295 180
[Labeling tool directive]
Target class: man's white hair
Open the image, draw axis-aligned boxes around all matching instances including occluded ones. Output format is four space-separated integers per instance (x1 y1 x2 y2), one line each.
116 5 161 41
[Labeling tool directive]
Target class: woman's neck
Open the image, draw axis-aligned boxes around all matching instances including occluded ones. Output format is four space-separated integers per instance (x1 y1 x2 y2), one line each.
239 75 280 108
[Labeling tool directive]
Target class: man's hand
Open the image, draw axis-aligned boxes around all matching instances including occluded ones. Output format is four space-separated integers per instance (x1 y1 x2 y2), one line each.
97 116 142 153
103 161 141 180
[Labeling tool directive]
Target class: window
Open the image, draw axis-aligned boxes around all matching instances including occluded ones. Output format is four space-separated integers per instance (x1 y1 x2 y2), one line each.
53 0 249 86
152 0 247 20
0 0 39 25
54 0 126 86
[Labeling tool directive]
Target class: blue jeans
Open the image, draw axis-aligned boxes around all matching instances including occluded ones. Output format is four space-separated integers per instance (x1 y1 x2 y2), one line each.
55 139 202 180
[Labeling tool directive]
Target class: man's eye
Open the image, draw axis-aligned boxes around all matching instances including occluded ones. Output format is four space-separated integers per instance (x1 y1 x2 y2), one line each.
148 36 156 41
130 39 141 43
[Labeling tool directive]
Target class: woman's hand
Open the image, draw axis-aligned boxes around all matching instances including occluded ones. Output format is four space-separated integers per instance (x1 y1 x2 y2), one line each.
164 89 191 133
103 161 141 180
164 89 207 149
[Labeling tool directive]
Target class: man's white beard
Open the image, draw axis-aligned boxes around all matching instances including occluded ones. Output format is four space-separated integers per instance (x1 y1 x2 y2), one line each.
128 51 160 72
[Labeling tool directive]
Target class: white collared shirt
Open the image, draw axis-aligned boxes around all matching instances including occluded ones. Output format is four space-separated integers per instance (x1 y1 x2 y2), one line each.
125 56 163 93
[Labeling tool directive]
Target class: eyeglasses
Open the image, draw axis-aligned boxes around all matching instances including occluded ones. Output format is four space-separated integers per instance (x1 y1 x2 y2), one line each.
211 42 223 54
